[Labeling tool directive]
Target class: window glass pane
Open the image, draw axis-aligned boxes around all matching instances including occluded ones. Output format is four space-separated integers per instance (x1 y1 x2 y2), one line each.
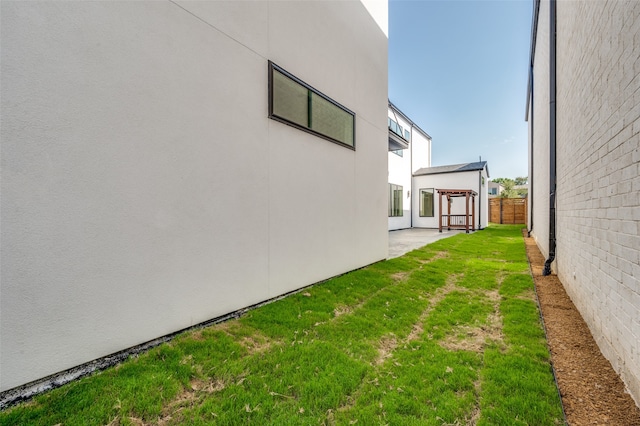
404 129 410 140
389 184 403 217
310 93 354 147
388 119 403 138
389 184 394 217
269 62 355 149
272 69 308 127
420 188 434 217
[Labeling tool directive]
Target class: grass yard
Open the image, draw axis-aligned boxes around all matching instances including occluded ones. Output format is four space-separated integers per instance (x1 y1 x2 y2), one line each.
0 225 564 425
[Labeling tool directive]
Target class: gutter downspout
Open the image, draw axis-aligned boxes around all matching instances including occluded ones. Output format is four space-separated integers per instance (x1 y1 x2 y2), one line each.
410 124 414 228
543 0 557 276
478 166 482 230
479 170 481 230
528 65 535 237
527 0 540 237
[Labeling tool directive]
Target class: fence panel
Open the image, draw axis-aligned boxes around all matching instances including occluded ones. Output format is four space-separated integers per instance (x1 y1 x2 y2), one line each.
489 198 528 224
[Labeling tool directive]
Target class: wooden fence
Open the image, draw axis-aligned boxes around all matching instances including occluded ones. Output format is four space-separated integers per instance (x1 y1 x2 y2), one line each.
489 197 528 224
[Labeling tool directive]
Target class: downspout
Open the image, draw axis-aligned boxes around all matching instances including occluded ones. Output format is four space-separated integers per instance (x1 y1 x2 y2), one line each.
528 66 535 237
528 0 540 237
543 0 557 276
410 124 414 228
478 170 482 230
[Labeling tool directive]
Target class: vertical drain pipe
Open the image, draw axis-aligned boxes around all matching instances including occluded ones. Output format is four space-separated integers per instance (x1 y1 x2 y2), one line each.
543 0 557 276
478 170 482 230
528 65 535 237
478 156 482 230
527 0 540 238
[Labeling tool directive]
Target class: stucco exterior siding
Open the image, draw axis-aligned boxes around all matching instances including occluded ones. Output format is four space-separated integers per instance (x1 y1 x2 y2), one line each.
529 0 640 405
387 155 413 231
387 108 414 230
411 128 431 175
412 170 489 230
387 104 432 231
0 1 388 392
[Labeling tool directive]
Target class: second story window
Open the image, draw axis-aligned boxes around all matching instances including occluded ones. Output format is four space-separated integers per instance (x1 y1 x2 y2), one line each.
388 117 410 142
269 61 355 149
388 118 404 140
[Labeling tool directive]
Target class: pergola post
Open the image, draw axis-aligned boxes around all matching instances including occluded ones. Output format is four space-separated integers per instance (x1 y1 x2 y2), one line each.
472 196 476 231
438 191 443 233
465 192 470 233
447 195 452 230
436 189 478 234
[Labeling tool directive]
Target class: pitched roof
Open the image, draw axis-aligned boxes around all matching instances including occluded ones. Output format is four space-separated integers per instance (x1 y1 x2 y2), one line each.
414 161 488 177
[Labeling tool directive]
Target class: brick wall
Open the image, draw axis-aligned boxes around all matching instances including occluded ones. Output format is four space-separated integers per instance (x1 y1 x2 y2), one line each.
533 0 640 405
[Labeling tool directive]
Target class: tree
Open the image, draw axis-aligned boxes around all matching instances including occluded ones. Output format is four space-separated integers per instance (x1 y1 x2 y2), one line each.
490 177 528 198
515 176 528 186
491 177 513 185
499 179 517 198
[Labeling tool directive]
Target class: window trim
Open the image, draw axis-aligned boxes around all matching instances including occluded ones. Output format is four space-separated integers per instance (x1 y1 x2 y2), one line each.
268 61 356 150
419 188 435 217
389 183 403 217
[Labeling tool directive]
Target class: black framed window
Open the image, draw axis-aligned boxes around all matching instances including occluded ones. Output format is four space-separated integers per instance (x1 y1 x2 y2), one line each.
269 61 355 149
389 184 403 217
419 188 434 217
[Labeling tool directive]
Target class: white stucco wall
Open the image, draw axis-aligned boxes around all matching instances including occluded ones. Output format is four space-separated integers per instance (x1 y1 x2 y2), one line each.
387 108 412 230
361 0 389 38
388 150 412 230
0 0 388 392
387 107 432 231
412 169 489 230
530 0 640 405
411 130 431 173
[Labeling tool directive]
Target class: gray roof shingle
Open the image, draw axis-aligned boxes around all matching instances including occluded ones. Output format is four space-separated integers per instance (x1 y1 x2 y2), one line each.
414 161 488 177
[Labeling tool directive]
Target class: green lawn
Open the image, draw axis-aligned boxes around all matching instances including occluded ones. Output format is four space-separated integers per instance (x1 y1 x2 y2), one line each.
0 225 564 425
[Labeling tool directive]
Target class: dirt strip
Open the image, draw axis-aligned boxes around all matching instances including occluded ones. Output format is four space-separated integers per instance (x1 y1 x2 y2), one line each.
523 230 640 425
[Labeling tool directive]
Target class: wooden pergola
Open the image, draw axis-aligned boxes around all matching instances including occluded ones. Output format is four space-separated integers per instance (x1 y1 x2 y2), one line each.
437 189 478 233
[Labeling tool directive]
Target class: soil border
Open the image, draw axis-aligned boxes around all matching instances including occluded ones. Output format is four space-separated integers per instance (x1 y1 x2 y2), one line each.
523 230 640 425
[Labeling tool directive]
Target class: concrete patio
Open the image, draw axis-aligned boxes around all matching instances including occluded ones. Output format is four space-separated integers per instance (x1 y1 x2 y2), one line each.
388 228 471 259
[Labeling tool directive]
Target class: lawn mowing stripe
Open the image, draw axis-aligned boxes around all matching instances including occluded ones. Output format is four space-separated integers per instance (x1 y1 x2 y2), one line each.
0 226 564 426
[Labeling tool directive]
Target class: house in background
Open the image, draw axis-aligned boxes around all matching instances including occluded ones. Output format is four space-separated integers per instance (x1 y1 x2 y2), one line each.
527 0 640 405
488 181 504 197
1 0 389 397
413 162 489 230
387 102 489 232
387 101 432 230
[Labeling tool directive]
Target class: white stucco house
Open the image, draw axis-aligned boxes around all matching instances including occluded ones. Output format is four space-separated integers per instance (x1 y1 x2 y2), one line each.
0 0 389 400
413 162 489 230
387 101 432 230
488 181 504 197
387 102 489 232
